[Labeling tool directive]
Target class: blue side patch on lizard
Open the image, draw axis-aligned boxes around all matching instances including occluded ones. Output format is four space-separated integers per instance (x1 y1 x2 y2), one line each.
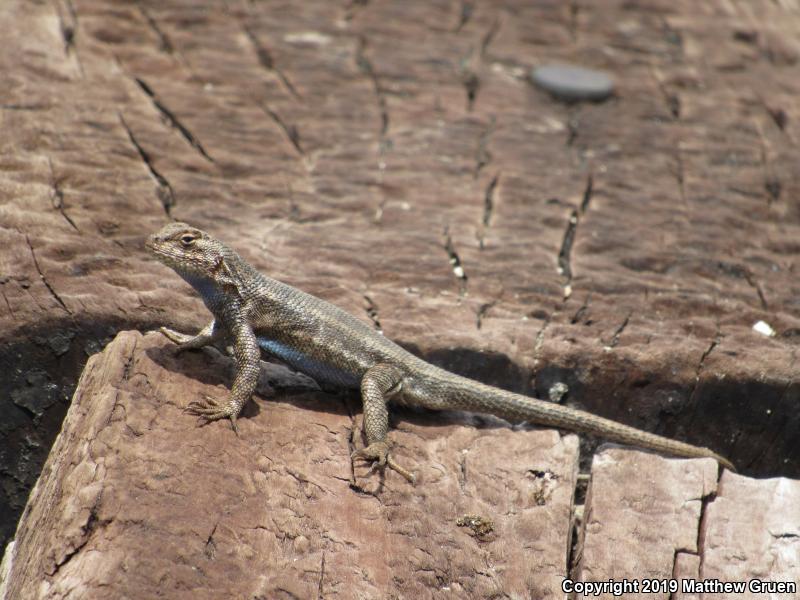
258 338 360 388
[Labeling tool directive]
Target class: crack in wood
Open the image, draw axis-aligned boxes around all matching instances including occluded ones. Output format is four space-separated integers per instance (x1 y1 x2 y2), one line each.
317 551 326 599
118 112 175 217
557 209 578 282
461 69 480 112
667 93 681 119
280 175 302 221
580 173 593 213
565 466 588 578
557 173 593 296
744 272 769 310
651 67 681 119
478 173 499 249
48 483 107 577
570 293 591 324
474 117 494 178
356 36 389 137
765 104 788 132
482 174 499 227
363 294 382 332
673 143 687 207
454 1 474 32
54 0 76 53
262 105 304 156
695 488 719 575
754 119 781 207
532 314 551 370
566 505 583 579
285 468 326 493
686 333 721 423
696 338 718 376
243 24 301 100
47 158 79 232
137 3 174 53
606 312 631 348
204 521 218 559
480 16 501 58
26 235 72 315
475 299 497 330
134 78 214 163
566 114 579 147
443 227 468 296
1 289 15 318
661 16 685 56
458 453 467 491
764 176 782 204
49 521 90 575
715 258 769 310
54 0 84 76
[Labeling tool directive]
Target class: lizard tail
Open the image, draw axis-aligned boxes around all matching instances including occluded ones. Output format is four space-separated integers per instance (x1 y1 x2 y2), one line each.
426 373 736 471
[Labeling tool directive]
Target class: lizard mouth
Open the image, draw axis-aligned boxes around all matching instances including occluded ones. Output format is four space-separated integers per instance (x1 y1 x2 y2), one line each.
144 236 170 259
144 239 173 266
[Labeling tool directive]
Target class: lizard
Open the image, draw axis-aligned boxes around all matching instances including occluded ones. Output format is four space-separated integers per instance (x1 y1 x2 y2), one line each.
146 222 735 482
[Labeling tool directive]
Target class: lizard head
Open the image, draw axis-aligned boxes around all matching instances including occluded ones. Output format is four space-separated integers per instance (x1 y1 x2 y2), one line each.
146 222 227 278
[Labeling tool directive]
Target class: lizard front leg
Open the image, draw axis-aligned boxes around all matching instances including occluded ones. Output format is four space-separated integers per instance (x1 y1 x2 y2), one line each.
352 364 416 483
185 323 260 433
160 320 221 354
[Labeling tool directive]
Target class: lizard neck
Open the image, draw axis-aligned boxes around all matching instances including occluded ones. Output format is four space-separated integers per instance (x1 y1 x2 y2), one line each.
181 272 227 313
179 251 263 314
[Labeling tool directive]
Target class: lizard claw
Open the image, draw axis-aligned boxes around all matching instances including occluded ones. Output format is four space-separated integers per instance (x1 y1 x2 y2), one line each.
352 441 389 465
352 442 416 484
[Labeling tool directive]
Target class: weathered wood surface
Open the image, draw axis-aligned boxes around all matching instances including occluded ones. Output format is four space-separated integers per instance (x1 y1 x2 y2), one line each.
576 451 800 600
4 332 799 598
4 331 799 599
4 331 581 599
1 0 799 591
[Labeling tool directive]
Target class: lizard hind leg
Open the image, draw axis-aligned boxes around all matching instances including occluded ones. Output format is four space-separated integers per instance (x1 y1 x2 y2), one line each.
351 364 416 484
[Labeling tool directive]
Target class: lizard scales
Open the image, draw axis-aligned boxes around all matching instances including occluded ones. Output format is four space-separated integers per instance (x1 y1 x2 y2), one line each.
147 222 735 481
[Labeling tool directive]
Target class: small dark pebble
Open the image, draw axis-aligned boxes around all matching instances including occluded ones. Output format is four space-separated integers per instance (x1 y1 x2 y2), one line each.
733 29 759 44
531 64 615 102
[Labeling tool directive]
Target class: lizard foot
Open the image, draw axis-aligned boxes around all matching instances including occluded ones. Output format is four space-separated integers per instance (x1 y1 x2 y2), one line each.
352 441 416 484
185 395 239 434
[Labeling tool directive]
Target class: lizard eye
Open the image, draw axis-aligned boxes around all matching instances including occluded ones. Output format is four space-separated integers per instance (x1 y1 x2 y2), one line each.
179 234 197 246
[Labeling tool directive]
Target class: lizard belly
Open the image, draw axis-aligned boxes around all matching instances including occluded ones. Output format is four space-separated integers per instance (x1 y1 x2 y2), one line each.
257 338 360 388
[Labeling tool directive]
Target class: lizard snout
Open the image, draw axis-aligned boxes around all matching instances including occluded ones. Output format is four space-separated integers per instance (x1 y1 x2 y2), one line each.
144 233 161 252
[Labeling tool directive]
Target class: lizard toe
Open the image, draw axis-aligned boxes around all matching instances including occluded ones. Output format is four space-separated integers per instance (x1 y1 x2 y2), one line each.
352 441 389 466
185 396 235 423
351 442 416 483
